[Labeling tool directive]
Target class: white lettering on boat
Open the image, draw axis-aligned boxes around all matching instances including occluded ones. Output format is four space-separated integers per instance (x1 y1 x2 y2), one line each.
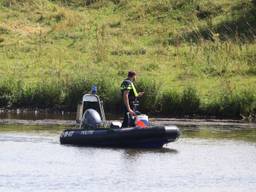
63 131 74 137
62 130 94 138
81 130 94 135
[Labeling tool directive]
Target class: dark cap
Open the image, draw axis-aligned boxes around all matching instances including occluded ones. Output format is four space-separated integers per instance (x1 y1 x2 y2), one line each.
128 71 136 77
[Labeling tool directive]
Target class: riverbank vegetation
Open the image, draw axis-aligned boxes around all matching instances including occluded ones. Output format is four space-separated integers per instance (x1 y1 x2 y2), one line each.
0 0 255 119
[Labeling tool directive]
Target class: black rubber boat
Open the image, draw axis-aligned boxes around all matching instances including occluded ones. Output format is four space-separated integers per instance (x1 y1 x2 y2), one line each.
60 126 180 148
60 89 180 148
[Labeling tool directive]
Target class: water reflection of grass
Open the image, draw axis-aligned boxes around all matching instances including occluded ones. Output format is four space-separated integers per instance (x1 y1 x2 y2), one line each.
182 126 256 143
1 124 256 143
0 124 68 133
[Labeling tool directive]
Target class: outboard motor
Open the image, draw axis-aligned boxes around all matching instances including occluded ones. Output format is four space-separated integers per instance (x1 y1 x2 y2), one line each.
81 109 102 129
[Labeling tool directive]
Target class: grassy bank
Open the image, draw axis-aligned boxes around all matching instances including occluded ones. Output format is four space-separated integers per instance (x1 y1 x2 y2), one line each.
0 0 255 119
0 77 255 120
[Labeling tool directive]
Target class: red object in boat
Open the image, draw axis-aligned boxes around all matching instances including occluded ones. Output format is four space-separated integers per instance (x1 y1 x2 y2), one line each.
136 120 147 128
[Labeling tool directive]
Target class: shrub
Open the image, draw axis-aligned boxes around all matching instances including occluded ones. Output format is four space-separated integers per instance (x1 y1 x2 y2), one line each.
63 77 121 112
136 78 161 114
180 87 200 115
94 77 120 113
0 84 12 107
160 90 181 115
63 78 92 110
14 82 63 108
203 89 256 118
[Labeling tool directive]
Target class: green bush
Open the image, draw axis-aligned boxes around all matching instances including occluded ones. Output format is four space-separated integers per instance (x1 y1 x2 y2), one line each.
203 89 256 118
63 78 92 110
0 83 12 107
160 90 181 115
135 79 161 114
180 87 200 115
94 77 121 113
14 82 63 108
62 77 121 112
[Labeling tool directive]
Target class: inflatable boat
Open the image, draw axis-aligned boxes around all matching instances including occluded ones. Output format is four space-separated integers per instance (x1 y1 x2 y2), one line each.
60 88 180 148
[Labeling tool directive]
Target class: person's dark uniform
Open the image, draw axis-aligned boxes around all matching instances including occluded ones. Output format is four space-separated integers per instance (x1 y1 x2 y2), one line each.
120 79 138 128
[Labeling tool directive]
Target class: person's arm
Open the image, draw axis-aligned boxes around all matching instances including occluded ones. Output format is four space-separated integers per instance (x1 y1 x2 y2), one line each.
123 90 135 116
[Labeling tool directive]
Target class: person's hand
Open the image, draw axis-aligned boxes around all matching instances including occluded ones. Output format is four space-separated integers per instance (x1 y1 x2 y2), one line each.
138 92 144 97
128 109 136 116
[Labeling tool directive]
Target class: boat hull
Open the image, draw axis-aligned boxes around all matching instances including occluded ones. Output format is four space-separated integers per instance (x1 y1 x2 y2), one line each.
60 126 180 148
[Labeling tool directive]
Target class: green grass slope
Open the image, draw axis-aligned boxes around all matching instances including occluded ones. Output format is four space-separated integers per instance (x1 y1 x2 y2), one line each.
0 0 255 119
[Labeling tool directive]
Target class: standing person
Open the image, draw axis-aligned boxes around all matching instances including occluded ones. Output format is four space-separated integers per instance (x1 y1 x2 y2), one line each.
120 71 144 127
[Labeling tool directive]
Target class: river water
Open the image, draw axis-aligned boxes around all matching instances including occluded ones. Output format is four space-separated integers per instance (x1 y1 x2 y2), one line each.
0 122 256 192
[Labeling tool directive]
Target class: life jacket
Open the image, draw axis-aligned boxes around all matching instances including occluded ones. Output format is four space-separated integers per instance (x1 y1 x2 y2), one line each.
120 79 138 103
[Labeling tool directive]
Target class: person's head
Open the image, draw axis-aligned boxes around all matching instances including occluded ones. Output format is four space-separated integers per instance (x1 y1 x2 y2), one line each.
127 71 136 81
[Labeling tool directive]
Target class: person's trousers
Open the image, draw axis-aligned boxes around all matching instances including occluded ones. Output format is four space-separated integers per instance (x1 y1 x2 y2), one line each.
121 107 129 128
121 106 135 128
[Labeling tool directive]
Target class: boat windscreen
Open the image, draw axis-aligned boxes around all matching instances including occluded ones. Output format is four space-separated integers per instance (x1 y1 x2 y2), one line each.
83 101 101 117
